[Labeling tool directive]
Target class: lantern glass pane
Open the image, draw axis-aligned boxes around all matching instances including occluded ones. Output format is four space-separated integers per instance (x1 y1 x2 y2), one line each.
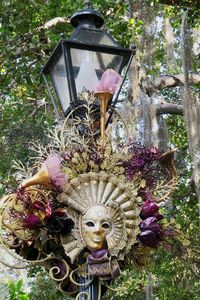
50 53 70 113
73 28 118 46
70 48 123 95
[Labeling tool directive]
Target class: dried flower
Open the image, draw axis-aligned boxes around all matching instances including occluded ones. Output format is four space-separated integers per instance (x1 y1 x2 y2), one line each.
138 190 154 202
46 215 74 234
45 207 74 234
123 143 161 183
164 229 177 238
16 188 32 209
63 151 72 161
163 242 173 252
32 200 51 214
23 214 42 229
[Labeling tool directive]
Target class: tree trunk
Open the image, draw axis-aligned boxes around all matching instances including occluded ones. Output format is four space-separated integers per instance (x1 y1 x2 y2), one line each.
146 273 153 300
181 11 200 216
163 16 176 71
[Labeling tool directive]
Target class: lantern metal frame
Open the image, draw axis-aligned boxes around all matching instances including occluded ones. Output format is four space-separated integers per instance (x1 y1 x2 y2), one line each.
41 3 136 119
42 39 135 117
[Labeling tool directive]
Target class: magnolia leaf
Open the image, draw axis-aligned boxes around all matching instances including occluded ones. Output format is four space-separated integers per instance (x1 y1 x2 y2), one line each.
119 167 125 174
175 224 181 230
136 197 143 203
119 175 126 181
182 239 191 246
114 166 120 173
63 168 76 179
100 162 106 170
104 145 112 157
13 202 24 211
91 164 99 172
73 152 80 159
89 160 95 167
140 179 146 188
76 163 87 172
170 218 176 224
82 152 88 160
71 158 78 164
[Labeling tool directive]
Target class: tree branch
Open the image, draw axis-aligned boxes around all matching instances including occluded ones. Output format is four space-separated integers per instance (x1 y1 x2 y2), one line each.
38 17 70 30
150 74 200 90
158 0 200 7
156 103 184 115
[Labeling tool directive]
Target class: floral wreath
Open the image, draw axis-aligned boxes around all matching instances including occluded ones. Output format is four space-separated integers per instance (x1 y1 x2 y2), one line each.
0 76 177 297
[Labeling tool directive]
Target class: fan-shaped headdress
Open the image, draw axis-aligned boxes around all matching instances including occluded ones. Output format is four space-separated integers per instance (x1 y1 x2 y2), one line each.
58 172 141 262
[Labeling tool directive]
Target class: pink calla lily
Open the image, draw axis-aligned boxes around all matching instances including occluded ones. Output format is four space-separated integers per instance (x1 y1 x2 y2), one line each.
95 69 122 93
43 153 68 190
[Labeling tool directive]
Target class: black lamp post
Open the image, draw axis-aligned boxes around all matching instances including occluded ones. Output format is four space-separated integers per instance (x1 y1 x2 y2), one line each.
41 2 136 298
42 1 135 120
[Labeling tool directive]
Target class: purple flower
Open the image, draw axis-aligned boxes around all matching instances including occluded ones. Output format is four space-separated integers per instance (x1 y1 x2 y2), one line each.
44 154 62 175
139 217 161 234
138 230 159 247
123 143 161 181
63 151 72 161
154 212 164 221
45 208 74 234
164 229 177 237
16 188 32 209
138 190 154 201
138 216 163 248
31 200 52 218
128 143 161 162
140 200 159 219
23 214 42 229
163 242 173 252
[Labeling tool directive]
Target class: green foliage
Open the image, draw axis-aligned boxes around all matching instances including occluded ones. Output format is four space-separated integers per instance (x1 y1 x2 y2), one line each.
167 115 188 149
105 268 147 300
0 0 132 184
8 279 29 300
28 271 71 300
152 181 200 299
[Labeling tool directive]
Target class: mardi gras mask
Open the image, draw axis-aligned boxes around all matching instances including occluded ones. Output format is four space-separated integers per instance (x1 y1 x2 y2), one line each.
81 205 111 252
59 172 141 262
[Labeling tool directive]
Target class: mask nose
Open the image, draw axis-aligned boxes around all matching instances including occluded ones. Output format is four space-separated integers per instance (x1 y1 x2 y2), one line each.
94 222 102 234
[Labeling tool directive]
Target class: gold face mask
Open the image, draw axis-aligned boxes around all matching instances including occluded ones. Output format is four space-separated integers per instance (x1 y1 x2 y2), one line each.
81 205 112 252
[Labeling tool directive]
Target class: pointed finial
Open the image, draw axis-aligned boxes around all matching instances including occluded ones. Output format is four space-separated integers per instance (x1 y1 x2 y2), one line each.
84 0 92 8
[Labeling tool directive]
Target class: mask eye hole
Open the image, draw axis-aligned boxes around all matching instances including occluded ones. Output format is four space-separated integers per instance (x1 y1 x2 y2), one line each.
85 221 95 227
102 222 110 229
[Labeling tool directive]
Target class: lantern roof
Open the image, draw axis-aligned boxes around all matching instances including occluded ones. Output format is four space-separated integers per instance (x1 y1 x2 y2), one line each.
70 5 104 28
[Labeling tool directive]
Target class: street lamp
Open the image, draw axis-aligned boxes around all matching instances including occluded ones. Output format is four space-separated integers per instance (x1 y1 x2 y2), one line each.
42 1 135 123
41 2 136 297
